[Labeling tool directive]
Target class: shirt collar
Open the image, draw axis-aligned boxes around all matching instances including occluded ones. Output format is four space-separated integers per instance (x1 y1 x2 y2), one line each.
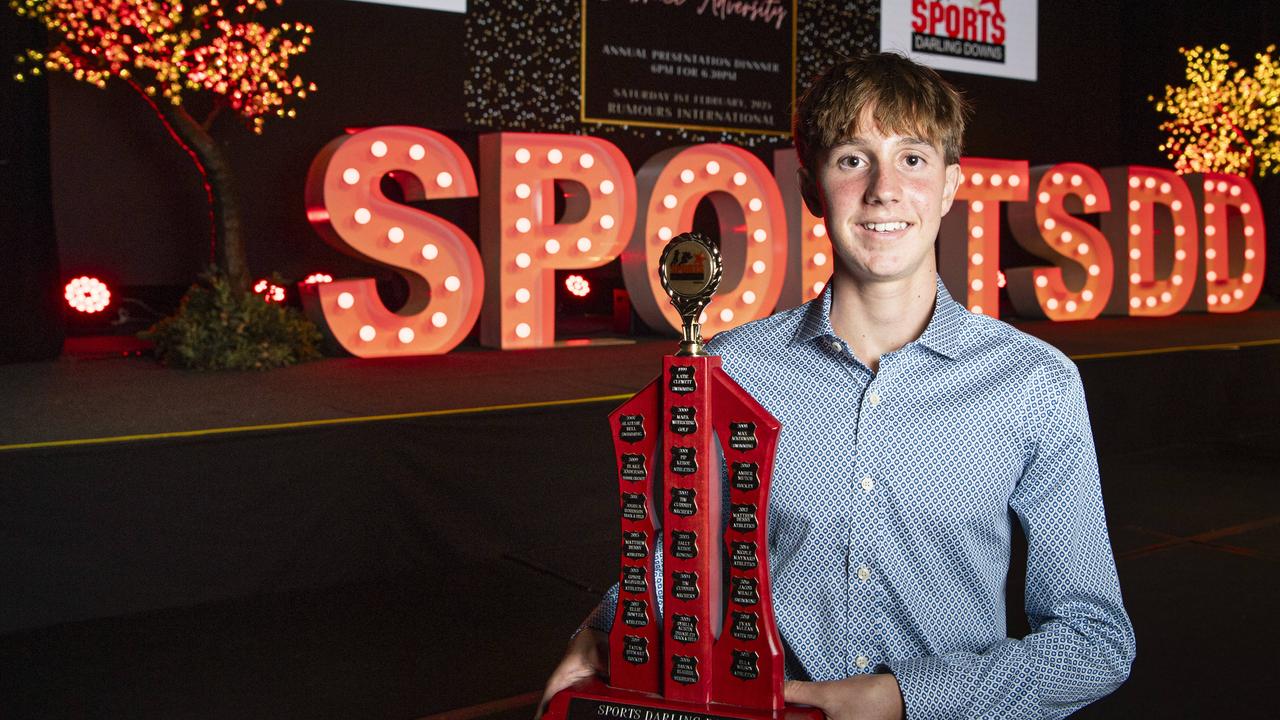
791 276 980 360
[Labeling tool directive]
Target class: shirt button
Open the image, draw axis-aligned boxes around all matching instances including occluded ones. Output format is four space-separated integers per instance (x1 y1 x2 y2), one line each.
857 565 871 582
830 340 842 352
855 655 870 669
860 476 875 492
868 391 880 406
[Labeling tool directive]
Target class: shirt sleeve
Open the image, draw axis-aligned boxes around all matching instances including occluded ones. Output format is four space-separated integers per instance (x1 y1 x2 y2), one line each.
884 357 1135 719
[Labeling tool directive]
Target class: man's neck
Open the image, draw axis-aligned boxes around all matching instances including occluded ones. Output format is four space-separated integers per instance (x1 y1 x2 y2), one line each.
828 270 938 373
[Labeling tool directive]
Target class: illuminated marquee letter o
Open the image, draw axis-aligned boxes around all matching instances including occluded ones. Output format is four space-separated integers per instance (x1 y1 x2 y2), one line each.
303 126 483 357
621 145 787 336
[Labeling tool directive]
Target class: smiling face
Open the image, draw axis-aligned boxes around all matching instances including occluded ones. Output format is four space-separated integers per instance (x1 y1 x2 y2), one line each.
800 111 961 289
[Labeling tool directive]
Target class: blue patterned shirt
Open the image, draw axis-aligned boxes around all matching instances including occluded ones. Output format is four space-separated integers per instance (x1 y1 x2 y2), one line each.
587 277 1134 718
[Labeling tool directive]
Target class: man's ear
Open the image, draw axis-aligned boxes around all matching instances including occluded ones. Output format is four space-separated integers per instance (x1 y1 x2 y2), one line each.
940 162 961 216
798 166 825 218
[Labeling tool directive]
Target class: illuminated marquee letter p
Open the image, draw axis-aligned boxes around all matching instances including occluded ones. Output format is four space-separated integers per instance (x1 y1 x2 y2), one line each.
479 133 637 349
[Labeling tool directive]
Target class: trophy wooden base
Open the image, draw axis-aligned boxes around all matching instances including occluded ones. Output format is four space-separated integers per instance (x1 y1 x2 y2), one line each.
543 679 825 720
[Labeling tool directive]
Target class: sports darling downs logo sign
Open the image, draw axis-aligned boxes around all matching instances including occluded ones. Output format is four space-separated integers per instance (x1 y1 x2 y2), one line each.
881 0 1037 81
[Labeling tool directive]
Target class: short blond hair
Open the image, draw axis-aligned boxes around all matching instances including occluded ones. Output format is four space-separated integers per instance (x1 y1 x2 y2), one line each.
793 53 970 169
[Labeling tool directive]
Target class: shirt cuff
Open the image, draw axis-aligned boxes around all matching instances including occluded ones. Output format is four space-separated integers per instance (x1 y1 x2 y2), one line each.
881 655 968 720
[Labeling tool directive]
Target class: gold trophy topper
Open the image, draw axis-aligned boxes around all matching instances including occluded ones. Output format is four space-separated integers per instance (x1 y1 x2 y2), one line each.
659 232 723 356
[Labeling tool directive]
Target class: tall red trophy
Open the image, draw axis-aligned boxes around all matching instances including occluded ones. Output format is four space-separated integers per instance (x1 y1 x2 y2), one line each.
544 233 822 720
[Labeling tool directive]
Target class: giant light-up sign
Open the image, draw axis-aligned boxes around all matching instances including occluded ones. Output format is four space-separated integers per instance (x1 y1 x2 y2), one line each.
304 129 1267 358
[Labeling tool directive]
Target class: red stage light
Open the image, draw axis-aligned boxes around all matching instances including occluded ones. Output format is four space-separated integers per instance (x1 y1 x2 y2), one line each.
254 278 287 303
64 276 111 314
303 273 333 284
565 274 591 297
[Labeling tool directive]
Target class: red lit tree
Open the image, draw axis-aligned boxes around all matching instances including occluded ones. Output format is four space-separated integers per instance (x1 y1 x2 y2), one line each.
10 0 315 291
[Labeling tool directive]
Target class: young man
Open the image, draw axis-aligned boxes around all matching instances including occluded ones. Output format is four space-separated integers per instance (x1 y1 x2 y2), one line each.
540 53 1134 719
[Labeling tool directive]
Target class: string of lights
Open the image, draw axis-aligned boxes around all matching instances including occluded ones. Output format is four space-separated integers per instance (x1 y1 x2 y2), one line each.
10 0 316 133
1151 44 1280 177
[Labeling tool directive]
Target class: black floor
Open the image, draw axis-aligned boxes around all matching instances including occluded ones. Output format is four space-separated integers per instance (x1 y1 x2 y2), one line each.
1 345 1278 719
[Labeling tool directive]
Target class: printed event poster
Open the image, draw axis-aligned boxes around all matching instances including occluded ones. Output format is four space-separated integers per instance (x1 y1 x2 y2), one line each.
880 0 1038 82
581 0 796 135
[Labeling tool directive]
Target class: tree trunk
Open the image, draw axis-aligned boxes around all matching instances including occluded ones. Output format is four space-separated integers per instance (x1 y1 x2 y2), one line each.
129 84 250 293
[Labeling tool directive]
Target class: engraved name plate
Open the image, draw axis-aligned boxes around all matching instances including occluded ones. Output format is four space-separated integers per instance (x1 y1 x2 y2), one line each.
672 571 700 601
671 530 698 560
622 565 648 595
669 487 697 517
670 446 698 475
731 650 761 680
621 454 648 482
622 636 650 665
731 461 760 491
729 422 758 451
670 406 698 436
731 576 760 605
731 611 760 641
618 414 646 443
730 503 759 532
623 599 650 627
730 540 758 570
671 614 699 644
621 493 647 521
671 655 700 684
669 366 697 394
622 531 648 560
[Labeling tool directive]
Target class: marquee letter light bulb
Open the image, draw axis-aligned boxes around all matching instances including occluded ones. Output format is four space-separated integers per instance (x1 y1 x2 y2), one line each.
303 126 483 356
1188 173 1266 313
938 158 1029 316
478 133 636 349
621 144 788 335
773 149 833 309
1006 163 1114 320
1101 166 1198 317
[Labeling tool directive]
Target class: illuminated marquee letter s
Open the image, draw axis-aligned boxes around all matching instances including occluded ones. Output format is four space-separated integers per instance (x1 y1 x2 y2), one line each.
1007 163 1114 320
303 126 483 356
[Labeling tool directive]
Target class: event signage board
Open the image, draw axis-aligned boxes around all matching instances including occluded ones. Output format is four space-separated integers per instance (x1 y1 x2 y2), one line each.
303 127 1267 358
880 0 1038 81
580 0 796 135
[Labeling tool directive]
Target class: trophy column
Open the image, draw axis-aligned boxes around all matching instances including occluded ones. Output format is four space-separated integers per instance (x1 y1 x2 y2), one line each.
710 370 786 710
661 354 722 704
607 380 662 694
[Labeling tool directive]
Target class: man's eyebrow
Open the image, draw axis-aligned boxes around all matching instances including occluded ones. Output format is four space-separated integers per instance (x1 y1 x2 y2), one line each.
830 136 938 150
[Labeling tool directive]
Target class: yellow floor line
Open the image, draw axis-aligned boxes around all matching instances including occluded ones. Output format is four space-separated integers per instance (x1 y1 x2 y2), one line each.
2 337 1276 452
1068 337 1280 360
0 393 633 452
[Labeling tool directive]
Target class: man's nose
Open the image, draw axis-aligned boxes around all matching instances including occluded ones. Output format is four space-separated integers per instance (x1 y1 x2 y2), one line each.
864 164 902 204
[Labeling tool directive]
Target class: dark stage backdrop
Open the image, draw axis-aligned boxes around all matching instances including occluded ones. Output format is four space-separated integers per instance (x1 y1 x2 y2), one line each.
1 5 63 360
33 0 1280 296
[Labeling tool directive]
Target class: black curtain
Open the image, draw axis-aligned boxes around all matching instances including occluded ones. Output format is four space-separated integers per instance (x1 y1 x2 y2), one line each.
1 10 63 362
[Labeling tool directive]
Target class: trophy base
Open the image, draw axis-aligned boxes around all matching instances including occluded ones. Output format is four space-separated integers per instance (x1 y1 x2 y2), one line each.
543 679 825 720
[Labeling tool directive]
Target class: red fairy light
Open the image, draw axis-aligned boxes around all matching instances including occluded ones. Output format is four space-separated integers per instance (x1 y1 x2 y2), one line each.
254 278 286 302
303 272 333 284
